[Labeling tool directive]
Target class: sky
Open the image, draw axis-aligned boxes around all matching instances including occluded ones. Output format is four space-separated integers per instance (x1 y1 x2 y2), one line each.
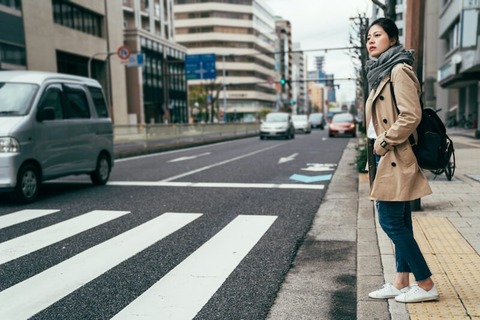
263 0 373 103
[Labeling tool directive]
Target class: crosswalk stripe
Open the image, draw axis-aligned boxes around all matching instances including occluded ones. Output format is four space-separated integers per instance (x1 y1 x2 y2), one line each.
0 210 130 265
0 209 59 229
0 212 202 320
112 214 277 320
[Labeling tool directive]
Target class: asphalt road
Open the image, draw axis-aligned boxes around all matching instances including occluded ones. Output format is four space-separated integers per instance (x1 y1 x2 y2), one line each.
0 130 350 319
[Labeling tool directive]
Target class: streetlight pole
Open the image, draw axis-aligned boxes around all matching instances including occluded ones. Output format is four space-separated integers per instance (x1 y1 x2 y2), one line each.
87 52 116 111
222 54 227 123
88 52 115 79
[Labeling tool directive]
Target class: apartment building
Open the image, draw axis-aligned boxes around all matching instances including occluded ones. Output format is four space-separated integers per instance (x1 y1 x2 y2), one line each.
173 0 278 122
437 0 479 136
0 0 188 125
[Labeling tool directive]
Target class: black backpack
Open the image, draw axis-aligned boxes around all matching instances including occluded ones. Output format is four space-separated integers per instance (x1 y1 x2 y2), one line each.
390 82 455 172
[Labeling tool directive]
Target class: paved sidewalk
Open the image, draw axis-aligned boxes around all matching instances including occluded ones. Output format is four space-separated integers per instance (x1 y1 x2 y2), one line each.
268 129 480 319
358 130 480 320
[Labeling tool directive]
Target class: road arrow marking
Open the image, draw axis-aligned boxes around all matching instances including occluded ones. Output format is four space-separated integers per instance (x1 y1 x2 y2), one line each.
289 174 332 183
168 152 211 163
278 153 298 164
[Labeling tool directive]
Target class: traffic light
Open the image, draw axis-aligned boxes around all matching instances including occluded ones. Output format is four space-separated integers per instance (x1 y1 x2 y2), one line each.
280 78 290 86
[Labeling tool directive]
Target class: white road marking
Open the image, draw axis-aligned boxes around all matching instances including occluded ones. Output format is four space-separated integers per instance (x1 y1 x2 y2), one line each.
278 153 298 164
0 210 130 265
168 152 211 163
0 212 202 320
112 215 277 320
161 144 281 182
0 209 59 229
107 181 324 190
114 140 238 163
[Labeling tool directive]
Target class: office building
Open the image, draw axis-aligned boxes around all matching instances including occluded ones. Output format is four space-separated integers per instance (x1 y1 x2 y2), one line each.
0 0 188 125
292 42 307 114
123 0 188 124
173 0 278 122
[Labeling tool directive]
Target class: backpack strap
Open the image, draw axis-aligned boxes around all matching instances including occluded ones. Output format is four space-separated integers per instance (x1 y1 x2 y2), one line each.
389 81 417 146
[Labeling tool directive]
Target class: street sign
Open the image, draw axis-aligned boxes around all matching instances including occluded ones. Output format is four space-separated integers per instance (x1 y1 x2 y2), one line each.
117 46 130 60
185 54 216 80
127 53 145 67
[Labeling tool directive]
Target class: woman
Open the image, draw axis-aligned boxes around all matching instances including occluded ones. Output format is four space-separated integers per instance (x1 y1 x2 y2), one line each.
364 18 438 303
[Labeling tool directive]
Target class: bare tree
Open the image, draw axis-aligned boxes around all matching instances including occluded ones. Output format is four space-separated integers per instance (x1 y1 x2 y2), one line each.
371 0 397 20
349 13 369 108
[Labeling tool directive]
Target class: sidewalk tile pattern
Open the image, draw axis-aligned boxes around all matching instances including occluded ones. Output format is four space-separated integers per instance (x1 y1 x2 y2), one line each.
407 216 480 319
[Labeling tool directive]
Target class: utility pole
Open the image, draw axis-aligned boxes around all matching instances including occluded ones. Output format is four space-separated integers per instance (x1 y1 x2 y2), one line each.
405 0 426 82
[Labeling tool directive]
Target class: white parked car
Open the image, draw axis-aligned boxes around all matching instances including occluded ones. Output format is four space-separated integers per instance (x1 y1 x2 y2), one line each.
291 114 311 134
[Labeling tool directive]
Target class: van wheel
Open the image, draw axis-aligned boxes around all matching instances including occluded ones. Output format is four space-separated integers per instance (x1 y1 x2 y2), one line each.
90 154 111 185
10 163 40 204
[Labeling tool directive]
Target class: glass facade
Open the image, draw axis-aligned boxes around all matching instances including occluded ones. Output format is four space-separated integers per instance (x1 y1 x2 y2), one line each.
0 0 21 10
52 0 103 38
141 37 187 124
0 42 26 67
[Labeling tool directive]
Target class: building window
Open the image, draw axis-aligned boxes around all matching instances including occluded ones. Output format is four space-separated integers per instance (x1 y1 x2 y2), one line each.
52 0 103 38
0 0 21 10
0 42 26 66
443 19 460 52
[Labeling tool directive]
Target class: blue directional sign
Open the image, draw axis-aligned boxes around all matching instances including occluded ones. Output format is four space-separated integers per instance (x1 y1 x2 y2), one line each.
185 54 217 80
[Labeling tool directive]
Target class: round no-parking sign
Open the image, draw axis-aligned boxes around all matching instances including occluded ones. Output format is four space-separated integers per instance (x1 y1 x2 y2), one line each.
117 46 131 60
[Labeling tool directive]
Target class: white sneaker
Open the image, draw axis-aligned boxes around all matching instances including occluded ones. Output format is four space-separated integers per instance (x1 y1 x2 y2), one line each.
368 283 409 299
395 285 439 303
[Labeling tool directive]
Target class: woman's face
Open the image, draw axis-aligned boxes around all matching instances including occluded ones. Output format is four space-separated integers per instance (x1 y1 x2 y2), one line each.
366 24 396 58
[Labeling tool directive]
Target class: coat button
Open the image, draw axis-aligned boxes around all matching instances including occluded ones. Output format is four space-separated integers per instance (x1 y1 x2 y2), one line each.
379 96 384 100
383 119 388 124
391 162 397 167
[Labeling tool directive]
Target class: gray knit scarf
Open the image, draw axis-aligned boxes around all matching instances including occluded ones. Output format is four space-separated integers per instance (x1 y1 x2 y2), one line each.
365 45 415 91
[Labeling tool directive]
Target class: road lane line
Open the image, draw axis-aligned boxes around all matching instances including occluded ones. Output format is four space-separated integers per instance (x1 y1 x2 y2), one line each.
0 210 60 229
107 181 324 190
112 214 277 320
0 212 202 320
161 144 282 182
0 210 130 265
168 152 211 163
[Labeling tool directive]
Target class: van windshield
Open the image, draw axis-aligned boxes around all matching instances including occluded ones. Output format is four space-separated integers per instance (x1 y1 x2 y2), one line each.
0 83 38 116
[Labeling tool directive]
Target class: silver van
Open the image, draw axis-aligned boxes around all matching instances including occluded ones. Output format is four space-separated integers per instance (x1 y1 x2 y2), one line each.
0 71 114 203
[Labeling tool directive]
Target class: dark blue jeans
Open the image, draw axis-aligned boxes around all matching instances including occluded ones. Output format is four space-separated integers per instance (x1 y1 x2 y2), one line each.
374 155 432 281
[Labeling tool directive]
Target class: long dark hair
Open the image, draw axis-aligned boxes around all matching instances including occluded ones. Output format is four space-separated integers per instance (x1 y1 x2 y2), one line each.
365 18 400 45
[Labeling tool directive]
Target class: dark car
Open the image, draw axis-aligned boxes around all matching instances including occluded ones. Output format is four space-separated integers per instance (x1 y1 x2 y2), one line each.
260 112 295 139
328 113 356 137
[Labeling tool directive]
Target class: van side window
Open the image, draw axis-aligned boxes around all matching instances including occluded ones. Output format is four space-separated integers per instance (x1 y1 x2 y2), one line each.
88 86 109 118
38 86 64 120
63 85 91 119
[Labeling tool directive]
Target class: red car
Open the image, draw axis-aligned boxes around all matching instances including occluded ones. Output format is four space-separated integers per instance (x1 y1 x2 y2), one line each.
328 113 357 137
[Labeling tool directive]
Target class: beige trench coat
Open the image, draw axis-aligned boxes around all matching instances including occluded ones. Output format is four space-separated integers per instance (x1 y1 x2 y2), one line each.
365 63 432 201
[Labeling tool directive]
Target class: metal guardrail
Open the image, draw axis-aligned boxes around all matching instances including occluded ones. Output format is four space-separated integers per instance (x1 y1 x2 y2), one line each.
113 122 259 157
